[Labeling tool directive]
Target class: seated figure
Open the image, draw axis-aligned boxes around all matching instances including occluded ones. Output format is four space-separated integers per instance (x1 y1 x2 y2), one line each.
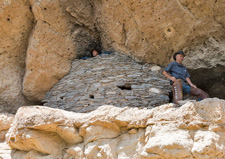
162 51 209 104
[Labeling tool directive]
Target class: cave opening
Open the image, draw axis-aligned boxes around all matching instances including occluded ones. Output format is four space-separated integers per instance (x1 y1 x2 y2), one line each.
188 64 225 99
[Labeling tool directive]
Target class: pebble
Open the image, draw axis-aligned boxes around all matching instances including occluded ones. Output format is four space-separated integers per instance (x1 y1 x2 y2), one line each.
151 66 161 72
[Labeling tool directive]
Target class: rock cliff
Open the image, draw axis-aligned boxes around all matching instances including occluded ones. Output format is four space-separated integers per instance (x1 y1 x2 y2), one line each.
0 98 224 158
0 0 224 110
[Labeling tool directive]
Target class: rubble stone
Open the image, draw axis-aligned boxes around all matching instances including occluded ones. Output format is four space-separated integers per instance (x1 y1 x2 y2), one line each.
43 53 171 112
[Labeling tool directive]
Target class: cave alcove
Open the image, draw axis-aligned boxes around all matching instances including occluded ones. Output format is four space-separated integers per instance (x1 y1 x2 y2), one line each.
188 64 225 99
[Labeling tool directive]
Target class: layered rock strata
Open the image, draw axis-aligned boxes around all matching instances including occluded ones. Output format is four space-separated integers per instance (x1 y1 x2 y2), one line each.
42 52 171 112
0 0 225 110
4 98 225 158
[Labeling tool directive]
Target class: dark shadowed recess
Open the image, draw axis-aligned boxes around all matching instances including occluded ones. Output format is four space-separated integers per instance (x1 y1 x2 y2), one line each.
189 64 225 99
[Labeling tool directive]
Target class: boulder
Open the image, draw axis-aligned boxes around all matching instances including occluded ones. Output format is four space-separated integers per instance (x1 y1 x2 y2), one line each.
1 0 225 109
0 0 34 112
4 98 225 158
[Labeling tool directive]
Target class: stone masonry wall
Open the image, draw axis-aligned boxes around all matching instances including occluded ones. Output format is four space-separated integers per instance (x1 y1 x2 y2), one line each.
42 53 171 113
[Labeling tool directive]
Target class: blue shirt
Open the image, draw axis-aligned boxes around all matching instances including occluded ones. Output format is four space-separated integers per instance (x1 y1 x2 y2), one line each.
164 62 190 82
82 52 111 60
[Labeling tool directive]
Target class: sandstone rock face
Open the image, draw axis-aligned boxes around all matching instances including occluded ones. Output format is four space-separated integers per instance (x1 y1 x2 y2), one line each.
0 114 14 158
93 0 225 64
4 98 225 158
1 0 225 110
0 113 14 141
0 0 34 112
183 37 225 99
23 0 100 102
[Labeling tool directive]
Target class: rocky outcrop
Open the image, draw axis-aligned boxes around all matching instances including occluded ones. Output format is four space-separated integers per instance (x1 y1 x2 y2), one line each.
183 37 225 99
23 0 100 102
93 0 225 64
0 113 14 141
0 0 34 112
0 0 225 111
3 98 225 158
42 52 171 113
0 114 14 159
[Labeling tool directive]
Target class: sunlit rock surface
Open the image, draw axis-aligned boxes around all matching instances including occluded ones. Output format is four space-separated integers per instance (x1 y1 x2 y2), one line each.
1 98 224 159
0 0 225 109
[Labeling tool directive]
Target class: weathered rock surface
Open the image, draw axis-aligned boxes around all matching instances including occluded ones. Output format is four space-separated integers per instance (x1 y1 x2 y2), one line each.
0 0 34 112
0 114 14 158
0 0 225 109
22 0 100 102
2 98 224 158
0 113 14 141
93 0 225 64
0 142 11 159
183 37 225 99
42 52 171 113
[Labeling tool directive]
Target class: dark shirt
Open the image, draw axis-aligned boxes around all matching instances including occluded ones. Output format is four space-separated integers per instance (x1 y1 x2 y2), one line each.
82 52 111 60
164 62 190 82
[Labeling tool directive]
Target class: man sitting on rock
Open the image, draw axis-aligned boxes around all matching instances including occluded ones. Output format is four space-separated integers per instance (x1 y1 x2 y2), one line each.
163 51 209 104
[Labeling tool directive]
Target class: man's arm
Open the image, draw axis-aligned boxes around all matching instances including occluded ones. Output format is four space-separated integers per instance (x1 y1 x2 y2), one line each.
163 71 176 82
186 77 197 88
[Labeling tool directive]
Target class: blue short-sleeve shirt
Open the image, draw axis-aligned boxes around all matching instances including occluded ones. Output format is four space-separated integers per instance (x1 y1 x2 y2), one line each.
164 62 190 82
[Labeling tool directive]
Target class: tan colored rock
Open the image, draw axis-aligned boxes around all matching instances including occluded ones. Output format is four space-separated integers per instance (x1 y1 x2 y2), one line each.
0 0 34 112
0 113 14 132
64 143 84 159
57 125 83 144
12 150 62 159
82 125 120 144
144 124 193 158
0 142 11 159
1 0 225 109
0 113 14 141
3 98 225 158
192 130 225 158
22 0 100 102
93 0 225 65
8 129 66 155
22 0 76 101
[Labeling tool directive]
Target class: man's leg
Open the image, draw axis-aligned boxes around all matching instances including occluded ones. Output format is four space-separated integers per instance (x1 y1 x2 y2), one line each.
172 79 183 104
190 87 209 100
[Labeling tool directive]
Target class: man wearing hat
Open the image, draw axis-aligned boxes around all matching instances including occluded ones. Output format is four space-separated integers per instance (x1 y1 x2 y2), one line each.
163 51 209 104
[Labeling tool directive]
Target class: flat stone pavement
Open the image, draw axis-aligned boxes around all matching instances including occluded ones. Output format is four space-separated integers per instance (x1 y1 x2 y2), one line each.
42 52 171 113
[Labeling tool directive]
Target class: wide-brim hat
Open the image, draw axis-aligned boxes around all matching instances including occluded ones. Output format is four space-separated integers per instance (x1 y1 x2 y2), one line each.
173 51 185 60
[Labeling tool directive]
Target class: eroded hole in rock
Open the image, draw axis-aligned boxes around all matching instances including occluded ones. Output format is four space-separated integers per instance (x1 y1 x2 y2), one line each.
117 84 132 90
189 64 225 99
89 95 94 99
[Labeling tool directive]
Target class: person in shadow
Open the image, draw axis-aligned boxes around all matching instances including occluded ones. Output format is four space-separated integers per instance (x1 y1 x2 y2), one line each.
82 49 111 60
